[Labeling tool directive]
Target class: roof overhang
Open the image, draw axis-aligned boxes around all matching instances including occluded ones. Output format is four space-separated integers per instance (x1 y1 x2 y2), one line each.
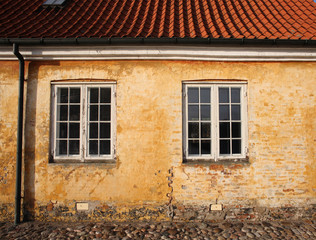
0 38 316 61
1 45 316 61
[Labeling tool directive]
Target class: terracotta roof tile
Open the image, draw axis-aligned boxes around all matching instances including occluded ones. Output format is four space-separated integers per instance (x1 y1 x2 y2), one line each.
0 0 315 40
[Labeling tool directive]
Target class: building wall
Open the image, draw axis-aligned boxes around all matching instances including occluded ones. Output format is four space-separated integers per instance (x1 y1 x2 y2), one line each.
0 60 315 221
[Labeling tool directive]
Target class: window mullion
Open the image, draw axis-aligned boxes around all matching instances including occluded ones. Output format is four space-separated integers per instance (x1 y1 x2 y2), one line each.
229 87 232 155
185 85 189 157
198 87 201 155
87 86 91 160
214 85 218 161
67 87 70 157
81 86 86 162
98 87 101 157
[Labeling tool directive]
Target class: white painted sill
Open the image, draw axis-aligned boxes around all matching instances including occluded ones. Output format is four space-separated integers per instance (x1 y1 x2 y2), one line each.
48 158 116 167
183 157 249 166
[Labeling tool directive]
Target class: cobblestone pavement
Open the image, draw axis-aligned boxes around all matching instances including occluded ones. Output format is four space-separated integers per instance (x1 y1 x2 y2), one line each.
0 220 316 240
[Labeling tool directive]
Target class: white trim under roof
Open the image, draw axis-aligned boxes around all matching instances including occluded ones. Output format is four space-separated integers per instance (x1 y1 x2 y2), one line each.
0 45 315 61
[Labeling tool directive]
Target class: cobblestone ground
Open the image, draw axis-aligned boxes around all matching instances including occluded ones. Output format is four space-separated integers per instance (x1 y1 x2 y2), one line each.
0 220 316 240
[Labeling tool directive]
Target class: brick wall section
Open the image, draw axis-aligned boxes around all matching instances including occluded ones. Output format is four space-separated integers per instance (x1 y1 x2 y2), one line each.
0 60 315 221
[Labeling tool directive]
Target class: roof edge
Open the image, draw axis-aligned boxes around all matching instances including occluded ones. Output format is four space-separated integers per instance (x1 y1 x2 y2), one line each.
0 37 315 47
1 45 316 61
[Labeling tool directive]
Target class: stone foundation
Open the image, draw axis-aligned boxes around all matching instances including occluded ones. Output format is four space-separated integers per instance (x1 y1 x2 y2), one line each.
24 202 169 222
172 204 316 222
1 202 315 222
0 203 14 221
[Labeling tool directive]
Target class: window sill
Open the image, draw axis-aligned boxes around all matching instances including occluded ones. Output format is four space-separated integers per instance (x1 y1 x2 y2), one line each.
183 157 249 166
48 159 116 167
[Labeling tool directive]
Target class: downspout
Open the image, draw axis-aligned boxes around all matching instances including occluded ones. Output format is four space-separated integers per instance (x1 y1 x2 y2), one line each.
13 43 24 225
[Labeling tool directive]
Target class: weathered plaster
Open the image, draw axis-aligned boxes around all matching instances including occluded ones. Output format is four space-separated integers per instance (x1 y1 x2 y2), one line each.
0 62 20 204
0 60 315 221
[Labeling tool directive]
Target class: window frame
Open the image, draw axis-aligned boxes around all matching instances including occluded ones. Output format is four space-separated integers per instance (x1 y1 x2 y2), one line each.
183 82 248 162
50 82 116 163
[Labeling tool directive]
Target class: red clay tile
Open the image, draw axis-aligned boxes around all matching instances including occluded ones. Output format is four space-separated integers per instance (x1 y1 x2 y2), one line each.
0 0 315 40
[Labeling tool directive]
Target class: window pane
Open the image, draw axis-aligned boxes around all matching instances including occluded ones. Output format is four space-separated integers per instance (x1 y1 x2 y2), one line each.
57 140 67 155
54 84 116 159
220 122 230 138
188 105 199 121
200 88 210 103
219 88 229 103
201 105 210 120
100 123 111 138
57 105 68 121
70 88 80 103
69 140 79 155
232 140 241 154
201 140 211 154
231 105 241 120
188 140 199 155
220 140 230 155
100 88 111 103
100 140 110 154
89 105 98 121
232 122 241 138
184 84 245 159
57 123 67 138
231 88 240 103
89 123 98 138
188 88 199 103
201 122 210 138
100 105 111 121
69 123 79 138
58 88 68 103
90 88 99 103
89 140 98 155
219 105 230 120
188 122 199 138
69 105 80 121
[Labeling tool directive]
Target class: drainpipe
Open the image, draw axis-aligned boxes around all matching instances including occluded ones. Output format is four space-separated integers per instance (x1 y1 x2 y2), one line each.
13 43 24 225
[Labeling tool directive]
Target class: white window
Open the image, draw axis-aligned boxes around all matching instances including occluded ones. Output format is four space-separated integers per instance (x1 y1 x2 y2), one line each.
50 83 116 162
183 83 247 162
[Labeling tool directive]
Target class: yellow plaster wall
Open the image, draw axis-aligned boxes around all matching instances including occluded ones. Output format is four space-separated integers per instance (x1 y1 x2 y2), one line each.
0 60 315 219
0 62 20 202
173 62 316 208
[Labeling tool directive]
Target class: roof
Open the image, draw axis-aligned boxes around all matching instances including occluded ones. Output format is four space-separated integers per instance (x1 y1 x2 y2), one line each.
0 0 315 41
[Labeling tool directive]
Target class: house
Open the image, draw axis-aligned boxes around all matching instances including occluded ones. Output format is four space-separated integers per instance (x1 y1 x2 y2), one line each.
0 0 315 223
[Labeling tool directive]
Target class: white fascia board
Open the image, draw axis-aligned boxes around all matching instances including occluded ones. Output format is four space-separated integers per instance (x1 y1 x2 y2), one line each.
0 45 316 61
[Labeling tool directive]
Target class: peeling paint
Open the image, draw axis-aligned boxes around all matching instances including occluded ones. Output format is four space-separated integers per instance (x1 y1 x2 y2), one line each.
0 60 315 221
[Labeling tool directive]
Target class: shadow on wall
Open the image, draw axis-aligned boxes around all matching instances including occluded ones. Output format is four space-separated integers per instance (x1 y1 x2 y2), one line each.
23 61 60 221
